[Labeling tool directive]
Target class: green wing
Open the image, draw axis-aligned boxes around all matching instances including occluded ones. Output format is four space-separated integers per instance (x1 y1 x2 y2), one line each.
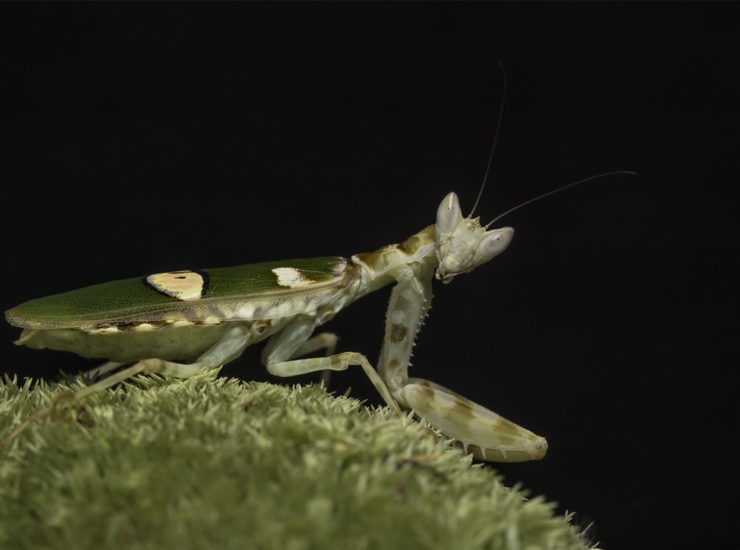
6 257 350 329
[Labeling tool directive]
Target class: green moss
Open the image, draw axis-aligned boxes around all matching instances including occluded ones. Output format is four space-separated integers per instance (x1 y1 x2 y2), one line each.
0 369 592 550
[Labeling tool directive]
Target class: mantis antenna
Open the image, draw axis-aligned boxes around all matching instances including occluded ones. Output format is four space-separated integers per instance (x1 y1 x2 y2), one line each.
468 62 635 223
485 170 637 228
469 60 507 217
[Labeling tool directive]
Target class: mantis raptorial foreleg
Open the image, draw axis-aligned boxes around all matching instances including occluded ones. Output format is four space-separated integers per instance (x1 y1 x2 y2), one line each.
399 378 547 462
371 214 548 462
377 265 434 395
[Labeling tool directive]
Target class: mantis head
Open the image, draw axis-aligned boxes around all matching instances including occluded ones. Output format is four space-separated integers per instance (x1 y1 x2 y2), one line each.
434 192 513 284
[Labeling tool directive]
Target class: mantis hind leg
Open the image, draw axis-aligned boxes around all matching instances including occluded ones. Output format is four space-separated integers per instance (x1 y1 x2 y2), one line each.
1 324 254 450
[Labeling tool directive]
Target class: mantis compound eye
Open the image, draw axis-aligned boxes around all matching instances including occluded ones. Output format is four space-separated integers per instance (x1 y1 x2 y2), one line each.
474 227 514 267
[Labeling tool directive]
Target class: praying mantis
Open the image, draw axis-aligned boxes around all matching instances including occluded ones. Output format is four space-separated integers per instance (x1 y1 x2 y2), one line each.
2 62 634 459
3 170 631 459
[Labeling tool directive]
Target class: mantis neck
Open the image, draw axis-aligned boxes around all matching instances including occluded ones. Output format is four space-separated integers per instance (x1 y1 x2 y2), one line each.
350 225 438 296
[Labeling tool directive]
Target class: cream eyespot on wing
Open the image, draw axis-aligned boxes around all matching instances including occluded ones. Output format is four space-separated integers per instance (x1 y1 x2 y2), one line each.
271 267 315 289
145 270 208 301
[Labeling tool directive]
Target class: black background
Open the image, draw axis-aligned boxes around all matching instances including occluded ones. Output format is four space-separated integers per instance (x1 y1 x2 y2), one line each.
1 4 737 549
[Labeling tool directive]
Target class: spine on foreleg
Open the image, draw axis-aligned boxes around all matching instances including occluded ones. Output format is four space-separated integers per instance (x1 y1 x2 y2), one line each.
377 266 434 400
